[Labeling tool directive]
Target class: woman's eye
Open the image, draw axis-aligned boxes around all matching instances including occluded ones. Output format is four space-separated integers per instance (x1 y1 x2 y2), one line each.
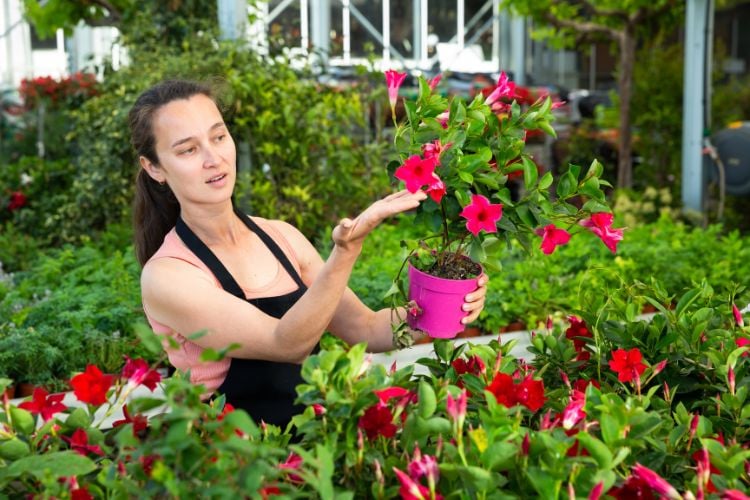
215 134 226 142
178 147 196 155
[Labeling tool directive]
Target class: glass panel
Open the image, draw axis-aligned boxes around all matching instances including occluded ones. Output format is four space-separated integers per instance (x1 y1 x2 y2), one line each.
391 2 414 58
349 0 383 58
268 0 302 54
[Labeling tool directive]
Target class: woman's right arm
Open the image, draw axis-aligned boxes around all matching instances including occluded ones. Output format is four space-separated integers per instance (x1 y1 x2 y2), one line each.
141 190 426 364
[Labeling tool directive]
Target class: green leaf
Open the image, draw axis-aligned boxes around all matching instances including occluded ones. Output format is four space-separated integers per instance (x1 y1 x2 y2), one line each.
582 200 611 213
580 176 603 200
586 159 604 178
675 288 702 317
418 380 437 418
9 407 35 435
458 170 474 184
556 171 576 199
538 171 553 190
521 156 538 190
0 451 95 481
63 407 92 430
577 432 613 469
134 321 164 356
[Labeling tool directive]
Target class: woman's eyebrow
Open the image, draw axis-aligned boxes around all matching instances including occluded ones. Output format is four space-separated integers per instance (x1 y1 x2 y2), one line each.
170 122 226 148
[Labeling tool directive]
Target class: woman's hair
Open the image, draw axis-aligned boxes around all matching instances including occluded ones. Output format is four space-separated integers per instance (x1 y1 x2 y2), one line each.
129 79 215 267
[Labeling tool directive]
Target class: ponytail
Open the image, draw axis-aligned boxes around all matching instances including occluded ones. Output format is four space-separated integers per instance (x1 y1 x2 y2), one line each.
133 169 180 266
128 80 216 266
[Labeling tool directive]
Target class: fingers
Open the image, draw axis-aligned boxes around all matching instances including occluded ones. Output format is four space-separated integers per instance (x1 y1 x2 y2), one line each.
461 296 485 324
464 274 489 303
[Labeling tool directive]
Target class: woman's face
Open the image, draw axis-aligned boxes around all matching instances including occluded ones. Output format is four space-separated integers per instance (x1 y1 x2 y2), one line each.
141 94 237 207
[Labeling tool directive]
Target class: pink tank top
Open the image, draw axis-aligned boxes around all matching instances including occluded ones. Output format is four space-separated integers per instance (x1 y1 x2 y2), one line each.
142 217 303 395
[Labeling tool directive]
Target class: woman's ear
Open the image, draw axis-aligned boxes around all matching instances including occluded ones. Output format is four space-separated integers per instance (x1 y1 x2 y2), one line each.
140 156 165 184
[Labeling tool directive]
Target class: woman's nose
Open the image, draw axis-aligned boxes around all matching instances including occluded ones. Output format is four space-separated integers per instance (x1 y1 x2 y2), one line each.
202 143 219 168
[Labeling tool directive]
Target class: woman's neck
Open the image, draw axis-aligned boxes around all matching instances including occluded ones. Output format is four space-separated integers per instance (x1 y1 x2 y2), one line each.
180 203 245 247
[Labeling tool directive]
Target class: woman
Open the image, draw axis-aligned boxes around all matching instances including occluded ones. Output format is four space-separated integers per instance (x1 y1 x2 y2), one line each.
130 80 488 429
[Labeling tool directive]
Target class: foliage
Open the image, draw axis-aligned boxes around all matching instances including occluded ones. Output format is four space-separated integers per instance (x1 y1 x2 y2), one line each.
0 239 149 388
384 71 617 338
500 0 684 189
350 212 750 335
3 280 749 497
21 0 217 41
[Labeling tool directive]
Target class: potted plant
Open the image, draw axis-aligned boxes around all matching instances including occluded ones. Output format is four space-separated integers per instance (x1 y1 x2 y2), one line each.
382 70 623 340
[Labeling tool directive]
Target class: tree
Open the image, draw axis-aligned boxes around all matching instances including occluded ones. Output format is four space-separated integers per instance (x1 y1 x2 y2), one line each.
22 0 218 45
501 0 683 189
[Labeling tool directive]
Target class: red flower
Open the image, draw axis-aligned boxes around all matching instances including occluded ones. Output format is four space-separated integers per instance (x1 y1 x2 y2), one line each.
395 155 439 193
70 364 114 405
217 402 235 421
421 139 448 162
71 488 93 500
514 376 546 412
140 455 159 477
259 485 282 499
736 337 750 357
375 386 413 406
538 224 571 255
358 403 398 440
608 476 656 500
122 357 161 391
112 405 149 435
486 372 545 412
311 403 326 416
7 191 27 211
451 355 486 376
580 212 624 253
566 316 593 361
63 429 104 457
608 348 648 383
573 379 600 393
486 372 516 408
460 194 503 236
18 387 67 422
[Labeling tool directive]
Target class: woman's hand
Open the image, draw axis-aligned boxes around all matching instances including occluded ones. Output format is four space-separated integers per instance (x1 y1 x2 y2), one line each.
332 190 427 252
461 273 489 325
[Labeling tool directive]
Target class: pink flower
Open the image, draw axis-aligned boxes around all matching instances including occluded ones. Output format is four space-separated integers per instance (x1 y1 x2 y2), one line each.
631 463 681 500
733 304 744 327
580 212 624 253
589 481 604 500
426 174 446 204
408 446 439 483
652 359 667 376
393 467 441 500
460 194 503 236
384 70 408 111
608 348 647 383
375 386 412 404
18 387 67 422
728 365 736 395
446 390 467 423
279 452 303 484
521 433 530 456
436 111 449 128
422 139 448 162
427 74 442 91
561 390 586 430
484 71 516 107
312 403 326 416
395 155 439 193
538 224 571 255
722 490 750 500
122 357 161 391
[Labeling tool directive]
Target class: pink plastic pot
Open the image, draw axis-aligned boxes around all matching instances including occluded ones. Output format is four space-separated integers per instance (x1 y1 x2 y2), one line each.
407 263 480 339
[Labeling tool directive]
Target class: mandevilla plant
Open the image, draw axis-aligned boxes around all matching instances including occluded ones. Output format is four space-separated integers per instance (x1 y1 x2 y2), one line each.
382 70 623 340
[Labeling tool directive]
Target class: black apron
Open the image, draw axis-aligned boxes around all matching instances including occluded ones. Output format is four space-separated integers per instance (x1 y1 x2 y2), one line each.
175 207 309 428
